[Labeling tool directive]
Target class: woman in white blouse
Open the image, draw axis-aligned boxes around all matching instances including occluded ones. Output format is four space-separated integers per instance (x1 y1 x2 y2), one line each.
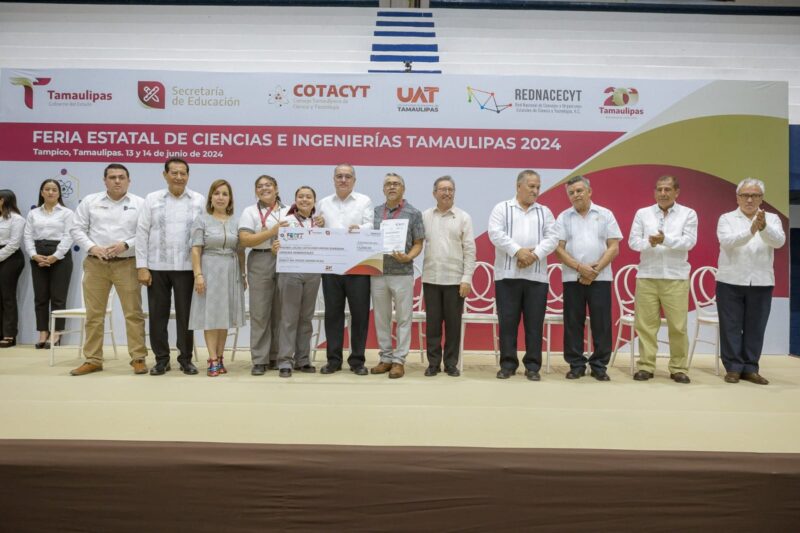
0 189 26 348
24 179 74 348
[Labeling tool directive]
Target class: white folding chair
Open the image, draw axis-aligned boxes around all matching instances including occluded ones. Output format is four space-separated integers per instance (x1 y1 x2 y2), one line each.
457 261 498 372
310 286 351 362
49 274 118 367
688 266 721 374
391 262 425 363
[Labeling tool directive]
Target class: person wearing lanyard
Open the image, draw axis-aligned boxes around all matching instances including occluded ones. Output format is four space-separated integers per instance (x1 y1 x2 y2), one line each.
238 174 287 376
0 189 26 348
370 173 424 379
488 170 558 381
272 186 325 377
421 176 476 378
189 179 247 377
716 178 785 385
136 158 205 376
69 164 148 375
24 179 75 349
629 175 698 384
316 164 374 375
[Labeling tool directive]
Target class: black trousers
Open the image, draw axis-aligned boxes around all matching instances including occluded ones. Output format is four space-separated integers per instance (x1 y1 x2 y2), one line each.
495 278 548 372
0 249 25 338
562 281 613 371
147 270 194 364
716 281 773 374
322 273 371 369
423 283 464 370
30 252 73 331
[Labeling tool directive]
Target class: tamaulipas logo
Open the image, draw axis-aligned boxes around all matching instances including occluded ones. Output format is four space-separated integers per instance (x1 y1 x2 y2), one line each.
10 76 51 109
599 87 644 117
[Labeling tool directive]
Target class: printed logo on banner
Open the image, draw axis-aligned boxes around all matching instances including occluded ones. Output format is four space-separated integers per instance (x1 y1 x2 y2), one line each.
396 87 439 113
466 86 512 114
290 83 370 111
599 87 643 117
10 77 52 109
138 81 166 109
267 86 290 107
513 87 583 115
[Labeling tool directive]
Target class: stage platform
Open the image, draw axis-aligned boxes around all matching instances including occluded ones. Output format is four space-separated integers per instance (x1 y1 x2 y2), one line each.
1 346 799 531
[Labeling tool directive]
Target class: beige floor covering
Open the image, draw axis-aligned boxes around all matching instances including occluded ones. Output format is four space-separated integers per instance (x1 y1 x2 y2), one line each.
1 346 799 453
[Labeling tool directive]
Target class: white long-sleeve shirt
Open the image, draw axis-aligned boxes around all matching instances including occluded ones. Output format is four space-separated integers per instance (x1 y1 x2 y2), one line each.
24 204 74 259
0 213 25 262
488 198 557 282
135 188 205 271
628 203 698 280
422 205 476 286
71 191 144 258
317 191 373 230
716 208 785 286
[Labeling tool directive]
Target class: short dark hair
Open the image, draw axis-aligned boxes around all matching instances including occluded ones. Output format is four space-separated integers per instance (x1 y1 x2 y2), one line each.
103 163 129 179
165 158 189 173
656 175 679 189
0 189 21 219
206 179 234 216
565 175 590 189
37 179 66 208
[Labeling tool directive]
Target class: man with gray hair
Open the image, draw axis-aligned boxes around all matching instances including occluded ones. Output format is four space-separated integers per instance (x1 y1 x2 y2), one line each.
370 172 424 379
554 176 622 381
488 170 558 381
421 176 476 377
716 178 785 385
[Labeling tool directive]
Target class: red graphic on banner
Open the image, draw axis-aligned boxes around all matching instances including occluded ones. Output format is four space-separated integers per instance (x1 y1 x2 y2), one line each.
138 81 166 109
9 77 51 109
0 122 624 168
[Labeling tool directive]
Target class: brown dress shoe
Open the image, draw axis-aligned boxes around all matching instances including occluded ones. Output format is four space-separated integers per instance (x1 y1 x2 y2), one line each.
670 372 691 384
370 362 393 374
724 372 741 383
130 359 148 375
70 362 103 376
741 372 769 385
389 363 405 379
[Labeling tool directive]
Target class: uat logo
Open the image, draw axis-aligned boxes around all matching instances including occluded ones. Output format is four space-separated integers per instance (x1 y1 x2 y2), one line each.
603 87 639 107
10 76 51 109
138 81 166 109
396 86 439 104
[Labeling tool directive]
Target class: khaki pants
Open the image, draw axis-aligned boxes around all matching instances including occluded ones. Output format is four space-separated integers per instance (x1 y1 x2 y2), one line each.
82 256 147 365
634 278 689 374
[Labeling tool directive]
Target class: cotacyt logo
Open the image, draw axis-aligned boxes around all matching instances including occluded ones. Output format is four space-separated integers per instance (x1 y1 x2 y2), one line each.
10 76 51 109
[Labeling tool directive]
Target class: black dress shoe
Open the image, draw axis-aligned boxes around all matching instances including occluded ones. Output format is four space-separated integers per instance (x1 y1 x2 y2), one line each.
296 364 316 373
633 370 654 381
566 367 586 380
149 362 171 376
179 362 199 375
321 364 342 375
525 370 541 381
590 369 611 381
0 338 16 348
279 368 292 378
251 364 267 376
424 366 440 377
670 372 691 384
496 368 514 379
349 366 368 376
445 367 461 377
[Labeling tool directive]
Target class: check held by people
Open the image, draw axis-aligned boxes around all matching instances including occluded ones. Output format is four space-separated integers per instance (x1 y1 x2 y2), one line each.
276 227 383 275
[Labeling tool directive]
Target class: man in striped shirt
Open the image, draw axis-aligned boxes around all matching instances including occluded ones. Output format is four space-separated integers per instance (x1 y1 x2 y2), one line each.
488 170 558 381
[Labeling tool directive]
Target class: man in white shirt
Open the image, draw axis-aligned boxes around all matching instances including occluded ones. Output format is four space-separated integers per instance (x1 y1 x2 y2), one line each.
421 176 476 377
69 164 148 376
136 158 205 376
554 176 622 381
716 178 785 385
488 170 558 381
316 164 374 375
629 175 698 383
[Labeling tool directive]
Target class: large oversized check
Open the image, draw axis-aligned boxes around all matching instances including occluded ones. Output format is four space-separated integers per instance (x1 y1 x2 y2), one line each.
276 227 384 275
